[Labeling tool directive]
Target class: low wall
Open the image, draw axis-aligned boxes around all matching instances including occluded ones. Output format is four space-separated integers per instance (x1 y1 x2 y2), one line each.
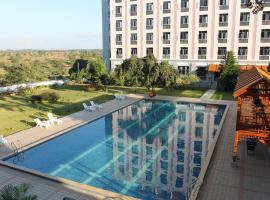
0 80 64 94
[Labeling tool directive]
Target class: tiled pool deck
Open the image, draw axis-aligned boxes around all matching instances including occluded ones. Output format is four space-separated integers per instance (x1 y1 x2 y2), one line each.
0 95 269 200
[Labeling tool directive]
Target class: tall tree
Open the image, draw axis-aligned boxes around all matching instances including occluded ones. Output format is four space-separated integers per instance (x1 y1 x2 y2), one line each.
247 0 264 14
158 61 178 87
219 51 240 92
142 54 160 93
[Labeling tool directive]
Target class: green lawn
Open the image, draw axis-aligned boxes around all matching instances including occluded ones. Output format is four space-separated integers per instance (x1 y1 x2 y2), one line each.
0 85 206 136
211 91 235 101
108 86 207 99
0 85 114 136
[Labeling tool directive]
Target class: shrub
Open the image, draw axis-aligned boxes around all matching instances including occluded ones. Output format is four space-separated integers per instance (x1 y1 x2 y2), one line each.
176 74 200 87
41 92 60 103
30 92 60 103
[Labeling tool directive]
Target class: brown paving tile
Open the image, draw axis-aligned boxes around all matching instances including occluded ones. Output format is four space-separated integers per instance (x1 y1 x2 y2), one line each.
200 184 239 200
243 190 270 200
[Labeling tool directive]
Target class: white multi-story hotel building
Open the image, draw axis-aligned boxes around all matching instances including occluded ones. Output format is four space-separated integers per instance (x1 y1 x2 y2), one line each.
102 0 270 77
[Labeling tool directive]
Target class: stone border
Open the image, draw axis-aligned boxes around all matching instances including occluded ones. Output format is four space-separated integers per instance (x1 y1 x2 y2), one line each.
0 94 231 200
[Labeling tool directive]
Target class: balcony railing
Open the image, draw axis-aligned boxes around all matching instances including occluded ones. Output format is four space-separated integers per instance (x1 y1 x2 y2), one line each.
115 13 122 17
130 40 137 45
163 24 171 29
198 55 207 59
180 39 188 44
115 0 121 3
240 21 249 26
262 20 270 25
146 40 153 44
259 55 269 60
239 38 248 43
218 38 227 43
238 55 247 60
163 54 170 59
146 25 153 30
219 22 228 27
130 11 137 16
217 55 226 59
180 55 188 59
199 39 207 44
116 54 123 58
116 41 122 45
220 5 229 10
146 10 153 15
261 38 270 43
200 6 208 11
163 40 170 44
130 26 137 30
180 24 189 28
199 23 208 27
181 7 189 12
163 9 171 14
241 4 248 8
116 27 122 31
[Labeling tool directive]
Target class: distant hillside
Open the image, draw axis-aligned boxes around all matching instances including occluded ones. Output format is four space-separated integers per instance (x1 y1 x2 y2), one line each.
0 50 102 76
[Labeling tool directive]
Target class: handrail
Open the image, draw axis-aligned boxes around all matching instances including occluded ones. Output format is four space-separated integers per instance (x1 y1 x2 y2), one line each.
10 140 24 164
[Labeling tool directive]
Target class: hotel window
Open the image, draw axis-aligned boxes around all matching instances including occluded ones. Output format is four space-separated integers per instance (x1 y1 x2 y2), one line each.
163 1 171 13
194 153 202 165
241 0 249 8
116 48 122 58
160 174 168 185
195 127 203 138
146 33 153 44
193 167 201 178
239 30 249 43
163 32 171 44
180 47 188 59
146 3 154 14
177 151 185 162
218 47 227 59
198 31 207 43
178 65 189 74
238 47 248 60
260 47 270 60
130 4 137 16
175 177 183 188
262 11 270 25
180 32 188 43
116 34 122 45
163 47 170 58
220 0 229 9
194 141 202 152
146 48 153 55
218 30 227 43
196 112 204 123
131 48 137 56
163 17 171 28
131 33 137 44
180 16 189 28
198 47 207 59
181 0 189 11
116 20 122 31
199 15 208 27
176 164 184 174
115 6 122 17
146 18 153 29
130 19 137 30
261 29 270 42
219 14 228 26
200 0 208 10
240 12 250 26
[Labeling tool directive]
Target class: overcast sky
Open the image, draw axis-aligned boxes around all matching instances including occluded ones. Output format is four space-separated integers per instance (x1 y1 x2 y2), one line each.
0 0 102 50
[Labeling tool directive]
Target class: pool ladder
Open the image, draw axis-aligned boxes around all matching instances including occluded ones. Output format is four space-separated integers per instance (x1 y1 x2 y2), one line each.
10 140 24 164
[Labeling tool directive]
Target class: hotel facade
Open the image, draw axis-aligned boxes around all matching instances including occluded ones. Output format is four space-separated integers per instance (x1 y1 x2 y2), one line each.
102 0 270 78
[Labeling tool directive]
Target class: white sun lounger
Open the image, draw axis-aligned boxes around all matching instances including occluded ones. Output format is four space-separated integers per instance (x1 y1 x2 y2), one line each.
0 135 7 144
48 113 62 124
83 103 96 111
34 118 51 128
89 101 102 109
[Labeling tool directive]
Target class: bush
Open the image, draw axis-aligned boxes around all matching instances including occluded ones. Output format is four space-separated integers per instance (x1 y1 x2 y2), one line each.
30 92 60 103
41 92 60 103
175 74 200 87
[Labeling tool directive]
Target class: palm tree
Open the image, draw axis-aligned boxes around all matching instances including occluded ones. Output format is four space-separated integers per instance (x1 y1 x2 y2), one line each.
0 183 37 200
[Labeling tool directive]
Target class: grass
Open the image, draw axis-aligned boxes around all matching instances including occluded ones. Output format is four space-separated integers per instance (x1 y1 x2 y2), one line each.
0 85 114 136
211 91 235 101
108 86 207 98
0 84 207 136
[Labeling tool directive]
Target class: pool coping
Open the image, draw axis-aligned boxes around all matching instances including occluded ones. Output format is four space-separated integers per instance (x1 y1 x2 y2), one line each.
0 94 232 200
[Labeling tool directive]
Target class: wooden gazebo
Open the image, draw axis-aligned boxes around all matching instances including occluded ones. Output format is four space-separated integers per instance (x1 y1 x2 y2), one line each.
233 68 270 162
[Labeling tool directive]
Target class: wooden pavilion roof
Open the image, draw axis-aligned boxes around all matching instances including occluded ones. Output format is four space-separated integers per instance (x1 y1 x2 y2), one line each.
233 68 270 97
208 64 268 73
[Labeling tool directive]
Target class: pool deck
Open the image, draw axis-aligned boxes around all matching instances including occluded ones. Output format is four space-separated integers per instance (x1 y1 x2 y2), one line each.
0 95 269 200
197 101 270 200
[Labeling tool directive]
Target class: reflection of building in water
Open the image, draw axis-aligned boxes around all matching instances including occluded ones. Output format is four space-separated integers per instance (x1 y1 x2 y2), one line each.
111 101 223 198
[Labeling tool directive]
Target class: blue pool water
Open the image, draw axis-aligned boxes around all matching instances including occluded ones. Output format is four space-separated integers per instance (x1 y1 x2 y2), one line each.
6 100 225 200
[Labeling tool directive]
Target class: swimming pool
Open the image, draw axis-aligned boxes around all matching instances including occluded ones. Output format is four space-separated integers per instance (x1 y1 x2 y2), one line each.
5 100 226 200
